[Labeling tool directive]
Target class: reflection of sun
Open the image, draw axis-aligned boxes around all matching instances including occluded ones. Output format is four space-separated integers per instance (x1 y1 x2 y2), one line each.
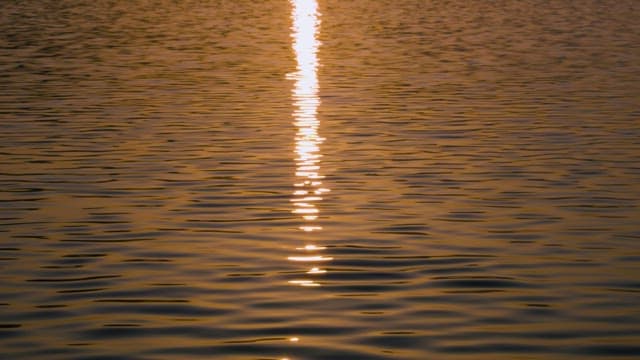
288 0 329 289
290 0 322 232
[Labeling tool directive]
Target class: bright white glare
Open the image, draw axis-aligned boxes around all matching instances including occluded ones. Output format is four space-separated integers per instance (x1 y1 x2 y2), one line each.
288 255 333 262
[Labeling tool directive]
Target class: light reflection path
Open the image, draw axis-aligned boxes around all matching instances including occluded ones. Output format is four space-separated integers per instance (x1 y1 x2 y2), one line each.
287 0 330 289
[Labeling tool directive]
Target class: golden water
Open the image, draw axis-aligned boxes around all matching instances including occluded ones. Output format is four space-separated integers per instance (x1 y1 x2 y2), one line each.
1 0 640 359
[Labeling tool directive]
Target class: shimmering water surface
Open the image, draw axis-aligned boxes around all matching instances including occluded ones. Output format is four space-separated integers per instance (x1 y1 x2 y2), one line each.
2 0 640 359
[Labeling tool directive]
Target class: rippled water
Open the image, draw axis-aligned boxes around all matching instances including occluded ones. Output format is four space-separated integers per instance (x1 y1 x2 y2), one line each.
2 0 640 359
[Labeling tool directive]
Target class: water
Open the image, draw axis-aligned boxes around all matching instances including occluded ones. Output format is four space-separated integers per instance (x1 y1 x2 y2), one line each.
2 0 640 359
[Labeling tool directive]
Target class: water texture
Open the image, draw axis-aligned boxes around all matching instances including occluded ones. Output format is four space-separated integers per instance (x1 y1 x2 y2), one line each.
1 0 640 359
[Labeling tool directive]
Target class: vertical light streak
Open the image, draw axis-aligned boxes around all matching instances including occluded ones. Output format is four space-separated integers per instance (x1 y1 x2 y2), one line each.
288 0 330 288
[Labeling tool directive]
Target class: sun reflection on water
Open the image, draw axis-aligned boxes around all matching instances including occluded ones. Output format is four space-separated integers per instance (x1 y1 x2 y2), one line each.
288 0 328 289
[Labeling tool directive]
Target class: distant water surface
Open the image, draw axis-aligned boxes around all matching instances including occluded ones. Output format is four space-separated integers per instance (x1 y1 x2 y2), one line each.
1 0 640 359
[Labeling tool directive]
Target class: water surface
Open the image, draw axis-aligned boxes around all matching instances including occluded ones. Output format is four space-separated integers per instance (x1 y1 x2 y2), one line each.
1 0 640 359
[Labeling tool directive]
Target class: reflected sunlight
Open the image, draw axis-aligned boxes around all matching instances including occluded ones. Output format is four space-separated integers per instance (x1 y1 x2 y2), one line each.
288 0 329 289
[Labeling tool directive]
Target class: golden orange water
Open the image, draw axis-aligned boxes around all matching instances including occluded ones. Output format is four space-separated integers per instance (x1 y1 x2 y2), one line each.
1 0 640 359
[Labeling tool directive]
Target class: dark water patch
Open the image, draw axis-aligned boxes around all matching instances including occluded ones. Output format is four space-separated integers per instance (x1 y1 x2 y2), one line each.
328 244 403 255
605 288 640 293
372 230 431 236
322 270 411 281
227 272 267 278
332 255 496 268
92 304 233 317
223 337 287 344
56 288 106 294
571 345 640 357
3 309 75 322
61 253 107 258
122 258 172 263
442 289 507 294
69 356 146 360
404 309 464 319
93 299 189 303
357 333 427 349
323 282 409 293
436 328 640 342
59 234 159 243
27 275 121 282
436 343 550 354
0 324 22 329
41 264 84 270
35 304 67 309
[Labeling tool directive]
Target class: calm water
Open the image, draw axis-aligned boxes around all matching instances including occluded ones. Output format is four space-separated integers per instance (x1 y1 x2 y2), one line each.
2 0 640 359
